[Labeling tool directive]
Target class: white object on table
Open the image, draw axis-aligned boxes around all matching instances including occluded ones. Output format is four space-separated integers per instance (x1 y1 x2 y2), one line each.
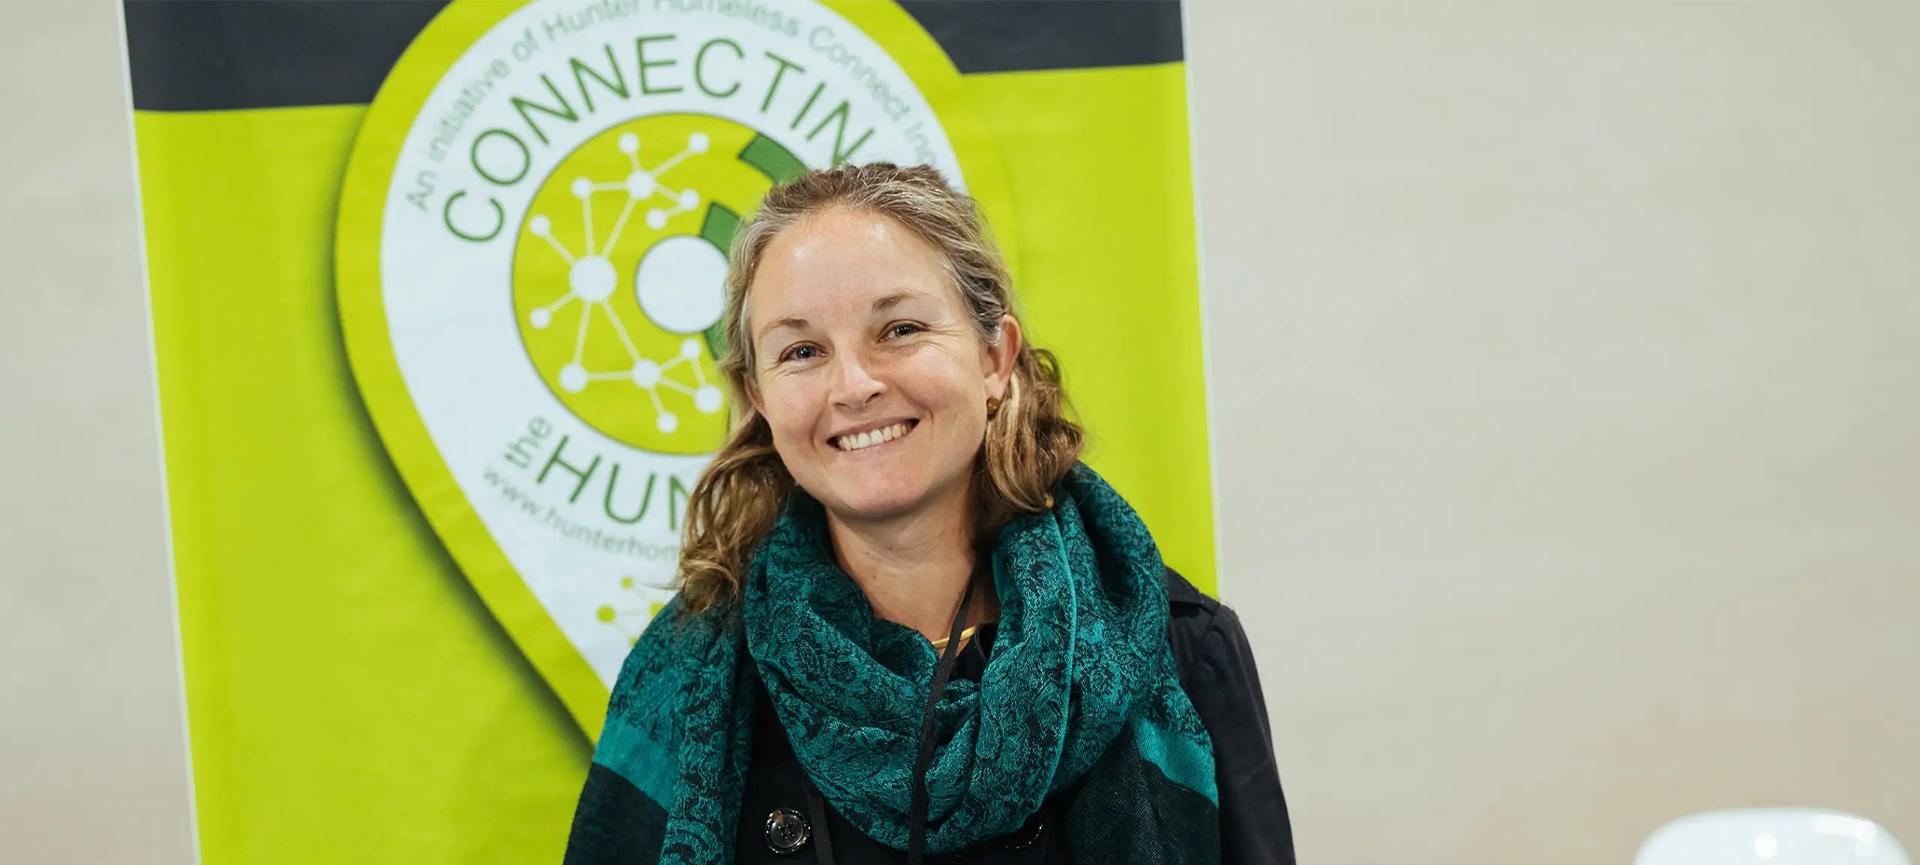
1635 809 1911 865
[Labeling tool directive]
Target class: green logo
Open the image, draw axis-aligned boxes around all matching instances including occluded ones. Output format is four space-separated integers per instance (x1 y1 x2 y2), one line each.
513 114 802 453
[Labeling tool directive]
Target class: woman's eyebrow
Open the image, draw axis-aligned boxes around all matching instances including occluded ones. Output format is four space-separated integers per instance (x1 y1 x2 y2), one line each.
756 316 810 343
757 292 926 342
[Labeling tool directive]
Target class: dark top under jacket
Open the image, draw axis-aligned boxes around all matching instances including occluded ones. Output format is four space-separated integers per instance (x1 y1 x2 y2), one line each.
733 568 1296 864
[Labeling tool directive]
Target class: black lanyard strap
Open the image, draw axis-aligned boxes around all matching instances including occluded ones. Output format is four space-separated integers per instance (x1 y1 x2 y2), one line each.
907 573 978 865
799 772 838 865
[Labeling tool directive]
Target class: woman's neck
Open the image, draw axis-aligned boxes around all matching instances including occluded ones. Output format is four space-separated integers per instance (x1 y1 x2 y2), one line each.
825 489 998 642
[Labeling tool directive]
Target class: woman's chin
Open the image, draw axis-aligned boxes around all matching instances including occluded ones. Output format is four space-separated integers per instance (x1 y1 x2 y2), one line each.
822 482 936 525
831 493 920 523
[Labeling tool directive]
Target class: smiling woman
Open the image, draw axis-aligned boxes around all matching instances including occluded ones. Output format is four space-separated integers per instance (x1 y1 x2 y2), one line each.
563 164 1294 865
737 204 1029 625
677 164 1078 630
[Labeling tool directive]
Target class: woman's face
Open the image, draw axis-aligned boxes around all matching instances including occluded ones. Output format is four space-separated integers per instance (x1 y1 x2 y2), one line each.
746 206 1019 527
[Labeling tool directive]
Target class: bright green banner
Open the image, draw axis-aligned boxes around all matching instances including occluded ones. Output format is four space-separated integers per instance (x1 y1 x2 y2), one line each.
127 1 1210 861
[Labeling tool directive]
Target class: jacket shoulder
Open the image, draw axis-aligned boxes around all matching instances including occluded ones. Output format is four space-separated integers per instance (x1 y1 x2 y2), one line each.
1163 564 1228 686
1164 564 1218 614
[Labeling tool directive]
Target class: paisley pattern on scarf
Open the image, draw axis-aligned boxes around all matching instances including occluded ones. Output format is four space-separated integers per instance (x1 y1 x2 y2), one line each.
571 463 1219 864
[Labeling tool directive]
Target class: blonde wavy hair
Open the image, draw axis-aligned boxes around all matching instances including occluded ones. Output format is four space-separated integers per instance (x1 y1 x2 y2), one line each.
673 162 1082 616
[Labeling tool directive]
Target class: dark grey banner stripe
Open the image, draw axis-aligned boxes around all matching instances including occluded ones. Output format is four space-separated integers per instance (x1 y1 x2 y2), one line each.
124 1 449 112
124 0 1184 112
898 1 1183 74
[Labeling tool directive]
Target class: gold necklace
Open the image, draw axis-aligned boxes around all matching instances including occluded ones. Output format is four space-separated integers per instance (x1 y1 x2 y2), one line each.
927 623 984 652
930 564 995 652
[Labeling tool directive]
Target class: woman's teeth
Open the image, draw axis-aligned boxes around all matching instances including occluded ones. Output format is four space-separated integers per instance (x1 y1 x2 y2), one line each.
835 421 912 452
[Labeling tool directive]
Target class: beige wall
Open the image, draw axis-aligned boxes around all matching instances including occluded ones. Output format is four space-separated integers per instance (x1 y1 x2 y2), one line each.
4 2 1917 863
0 2 195 865
1187 3 1920 863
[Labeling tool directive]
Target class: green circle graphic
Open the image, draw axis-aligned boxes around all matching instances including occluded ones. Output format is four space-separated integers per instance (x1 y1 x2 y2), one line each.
511 113 800 454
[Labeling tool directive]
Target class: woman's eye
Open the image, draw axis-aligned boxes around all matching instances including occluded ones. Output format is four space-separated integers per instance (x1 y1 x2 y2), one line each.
886 322 922 339
779 344 820 363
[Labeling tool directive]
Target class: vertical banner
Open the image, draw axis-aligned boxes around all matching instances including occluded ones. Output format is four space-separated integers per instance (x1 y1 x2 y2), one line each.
125 1 1210 861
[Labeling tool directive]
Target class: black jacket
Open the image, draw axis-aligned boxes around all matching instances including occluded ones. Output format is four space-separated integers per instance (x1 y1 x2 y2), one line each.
732 568 1296 864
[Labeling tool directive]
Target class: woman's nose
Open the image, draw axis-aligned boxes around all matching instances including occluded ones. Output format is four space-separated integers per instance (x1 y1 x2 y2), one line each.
829 351 885 409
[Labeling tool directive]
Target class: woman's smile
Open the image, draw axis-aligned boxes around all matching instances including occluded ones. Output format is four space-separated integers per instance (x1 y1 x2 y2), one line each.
829 418 919 453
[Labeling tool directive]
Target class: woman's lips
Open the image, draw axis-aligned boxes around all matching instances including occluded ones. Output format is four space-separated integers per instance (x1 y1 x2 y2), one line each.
831 419 918 452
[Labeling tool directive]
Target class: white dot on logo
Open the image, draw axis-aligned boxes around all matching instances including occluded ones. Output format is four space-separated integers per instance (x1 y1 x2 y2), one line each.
630 359 662 388
645 209 667 230
529 215 551 237
688 131 710 153
571 177 592 198
559 363 588 393
656 412 679 433
634 236 728 333
618 133 639 154
695 385 723 414
625 171 657 199
677 189 699 209
679 338 702 359
530 307 552 329
570 255 617 302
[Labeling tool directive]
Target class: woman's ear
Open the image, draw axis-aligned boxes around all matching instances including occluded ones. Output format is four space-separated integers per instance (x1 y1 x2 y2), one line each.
984 314 1023 400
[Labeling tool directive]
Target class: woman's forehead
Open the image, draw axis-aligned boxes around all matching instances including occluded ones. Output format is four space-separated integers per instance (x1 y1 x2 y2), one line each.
748 209 956 329
764 207 943 282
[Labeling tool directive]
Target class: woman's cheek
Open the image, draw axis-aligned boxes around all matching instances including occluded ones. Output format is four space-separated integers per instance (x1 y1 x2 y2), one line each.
762 383 813 448
901 346 973 405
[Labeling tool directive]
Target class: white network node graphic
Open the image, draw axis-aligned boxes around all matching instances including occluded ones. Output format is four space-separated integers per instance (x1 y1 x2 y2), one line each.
525 130 726 434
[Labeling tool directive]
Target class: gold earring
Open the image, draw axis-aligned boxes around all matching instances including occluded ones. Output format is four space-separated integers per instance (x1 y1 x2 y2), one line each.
986 396 1003 418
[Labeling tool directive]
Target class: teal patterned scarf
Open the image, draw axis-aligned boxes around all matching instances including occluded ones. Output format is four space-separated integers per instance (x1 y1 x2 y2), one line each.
568 464 1221 863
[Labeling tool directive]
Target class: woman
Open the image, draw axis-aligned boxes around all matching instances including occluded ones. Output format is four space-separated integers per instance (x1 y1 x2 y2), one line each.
564 164 1293 864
